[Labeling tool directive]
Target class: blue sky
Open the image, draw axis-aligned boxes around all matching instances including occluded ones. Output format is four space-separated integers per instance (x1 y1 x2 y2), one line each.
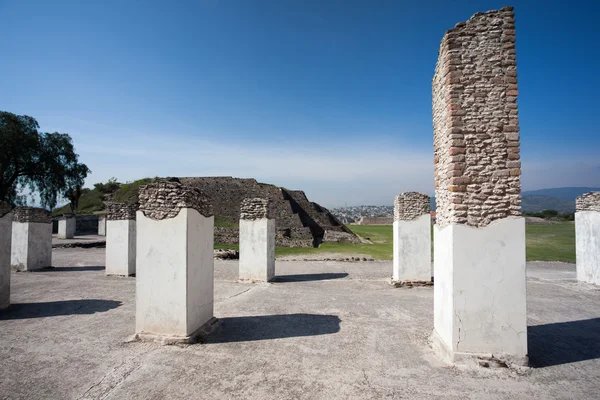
1 0 599 207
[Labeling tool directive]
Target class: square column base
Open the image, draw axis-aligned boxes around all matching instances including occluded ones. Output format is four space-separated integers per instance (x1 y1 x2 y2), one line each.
136 209 214 339
239 219 275 282
132 317 220 345
10 221 52 271
98 216 106 236
576 211 600 285
58 218 76 239
433 217 527 366
392 214 432 284
106 219 136 276
0 213 12 310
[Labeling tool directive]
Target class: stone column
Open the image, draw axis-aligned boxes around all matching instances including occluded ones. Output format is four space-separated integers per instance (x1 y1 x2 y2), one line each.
575 192 600 285
135 180 218 343
392 192 431 286
10 207 53 272
431 7 527 366
106 203 137 276
57 215 76 239
0 203 12 310
97 215 107 236
239 198 275 282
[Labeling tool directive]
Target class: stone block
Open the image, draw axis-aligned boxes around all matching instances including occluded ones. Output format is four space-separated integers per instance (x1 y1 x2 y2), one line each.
432 217 527 366
135 208 215 342
106 219 136 276
0 208 12 310
576 211 600 285
10 207 52 272
392 214 431 284
239 219 275 282
57 217 76 239
98 216 106 236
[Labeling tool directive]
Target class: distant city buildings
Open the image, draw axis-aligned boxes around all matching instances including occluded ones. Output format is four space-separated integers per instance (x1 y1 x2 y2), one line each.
330 205 393 224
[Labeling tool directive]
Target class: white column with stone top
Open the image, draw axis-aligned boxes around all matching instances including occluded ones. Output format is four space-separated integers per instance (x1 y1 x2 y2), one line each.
431 7 527 366
135 180 218 344
105 203 137 276
575 192 600 285
392 192 431 286
0 203 12 310
239 198 275 282
97 215 106 236
57 215 76 239
10 207 53 271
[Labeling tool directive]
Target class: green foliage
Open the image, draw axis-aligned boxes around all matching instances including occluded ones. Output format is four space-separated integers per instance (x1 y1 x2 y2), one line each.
524 209 575 221
93 177 120 194
113 178 154 204
0 111 90 208
214 215 238 228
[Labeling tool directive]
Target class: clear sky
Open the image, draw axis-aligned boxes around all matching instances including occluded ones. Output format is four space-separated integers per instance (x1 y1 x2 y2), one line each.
1 0 598 207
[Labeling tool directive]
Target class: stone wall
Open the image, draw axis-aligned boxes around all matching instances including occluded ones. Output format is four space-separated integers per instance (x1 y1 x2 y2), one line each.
433 6 521 228
394 192 430 221
576 192 600 212
107 203 138 221
240 198 269 220
12 207 52 223
138 180 212 220
356 217 394 225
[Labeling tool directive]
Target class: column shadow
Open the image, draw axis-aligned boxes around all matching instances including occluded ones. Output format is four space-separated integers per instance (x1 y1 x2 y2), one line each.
206 313 341 343
38 266 105 272
0 299 122 320
528 318 600 367
272 273 348 282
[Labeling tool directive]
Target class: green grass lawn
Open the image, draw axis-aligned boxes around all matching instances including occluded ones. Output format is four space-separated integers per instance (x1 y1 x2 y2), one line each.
216 222 576 263
526 222 575 263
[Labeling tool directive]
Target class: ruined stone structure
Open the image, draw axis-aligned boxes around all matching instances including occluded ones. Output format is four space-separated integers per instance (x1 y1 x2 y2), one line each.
239 198 275 282
431 7 528 366
179 177 359 247
355 216 393 225
106 203 137 276
57 214 75 239
10 207 52 271
0 203 12 310
135 181 218 343
392 193 431 285
394 192 431 221
575 192 600 285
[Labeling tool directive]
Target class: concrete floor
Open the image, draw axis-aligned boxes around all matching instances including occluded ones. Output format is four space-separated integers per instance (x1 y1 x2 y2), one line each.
1 248 600 399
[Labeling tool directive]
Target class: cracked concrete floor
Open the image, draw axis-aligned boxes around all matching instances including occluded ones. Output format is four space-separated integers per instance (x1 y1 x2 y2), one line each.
1 248 600 399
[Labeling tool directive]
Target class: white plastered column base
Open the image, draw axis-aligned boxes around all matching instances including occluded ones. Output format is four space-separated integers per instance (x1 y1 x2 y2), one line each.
239 218 275 282
135 209 216 343
0 213 12 310
58 218 76 239
98 216 106 236
431 216 528 367
576 211 600 285
10 221 52 271
106 219 136 276
392 214 432 285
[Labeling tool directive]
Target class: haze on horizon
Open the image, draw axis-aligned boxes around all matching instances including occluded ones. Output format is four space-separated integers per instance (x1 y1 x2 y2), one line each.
1 0 598 208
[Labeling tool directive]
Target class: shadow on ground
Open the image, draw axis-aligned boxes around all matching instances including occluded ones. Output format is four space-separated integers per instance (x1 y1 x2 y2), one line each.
272 273 349 282
38 266 105 272
0 299 122 320
206 313 341 343
528 318 600 367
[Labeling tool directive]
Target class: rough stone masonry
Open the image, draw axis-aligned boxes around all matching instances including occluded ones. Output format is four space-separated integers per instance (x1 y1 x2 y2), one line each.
138 180 212 220
433 6 520 228
394 192 430 221
240 198 270 220
576 192 600 212
12 207 52 224
107 203 138 221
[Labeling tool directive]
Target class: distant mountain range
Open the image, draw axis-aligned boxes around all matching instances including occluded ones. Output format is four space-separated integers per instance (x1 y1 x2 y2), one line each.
430 187 599 213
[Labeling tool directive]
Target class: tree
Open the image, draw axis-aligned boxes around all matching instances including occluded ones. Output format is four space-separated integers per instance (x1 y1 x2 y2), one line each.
0 111 90 209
